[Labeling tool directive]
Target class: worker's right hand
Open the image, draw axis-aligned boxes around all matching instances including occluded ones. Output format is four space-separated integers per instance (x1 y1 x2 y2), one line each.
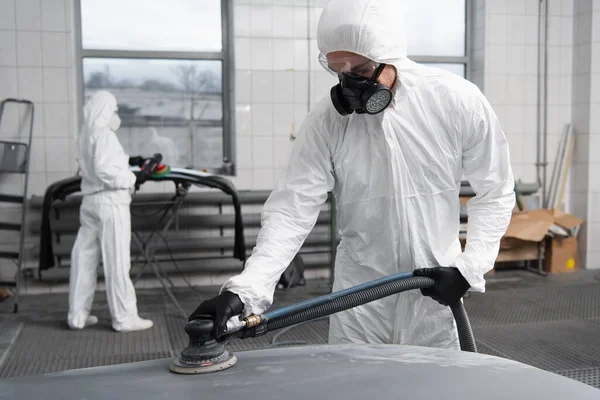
188 291 244 339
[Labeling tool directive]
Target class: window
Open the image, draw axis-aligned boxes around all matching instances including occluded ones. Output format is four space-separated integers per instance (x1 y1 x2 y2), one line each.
75 0 233 172
406 0 469 78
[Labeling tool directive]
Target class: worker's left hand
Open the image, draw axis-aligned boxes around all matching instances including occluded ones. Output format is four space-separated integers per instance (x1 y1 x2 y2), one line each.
413 267 470 306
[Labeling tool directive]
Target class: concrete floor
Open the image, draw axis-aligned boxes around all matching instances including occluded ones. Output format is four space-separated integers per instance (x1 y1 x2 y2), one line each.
0 269 599 388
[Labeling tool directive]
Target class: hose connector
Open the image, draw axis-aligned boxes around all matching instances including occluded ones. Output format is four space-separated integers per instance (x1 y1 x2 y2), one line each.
244 314 263 328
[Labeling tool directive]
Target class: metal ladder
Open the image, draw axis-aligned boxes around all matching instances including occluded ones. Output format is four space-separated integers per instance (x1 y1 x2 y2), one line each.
0 98 34 313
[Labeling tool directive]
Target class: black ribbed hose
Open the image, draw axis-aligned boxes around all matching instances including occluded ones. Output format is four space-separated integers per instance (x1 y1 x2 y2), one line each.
228 276 477 353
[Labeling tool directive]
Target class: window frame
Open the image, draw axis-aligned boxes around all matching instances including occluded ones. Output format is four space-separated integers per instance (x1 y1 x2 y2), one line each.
73 0 236 175
409 0 471 80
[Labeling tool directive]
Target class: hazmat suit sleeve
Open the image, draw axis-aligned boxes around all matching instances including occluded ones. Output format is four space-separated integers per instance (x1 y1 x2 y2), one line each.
93 132 137 191
222 112 336 316
452 94 515 292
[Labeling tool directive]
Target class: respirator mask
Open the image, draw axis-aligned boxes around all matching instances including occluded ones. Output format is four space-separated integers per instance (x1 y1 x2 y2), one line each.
109 113 121 131
319 53 394 116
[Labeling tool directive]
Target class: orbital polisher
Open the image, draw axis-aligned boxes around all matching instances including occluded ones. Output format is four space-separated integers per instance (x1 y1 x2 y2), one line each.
169 271 478 375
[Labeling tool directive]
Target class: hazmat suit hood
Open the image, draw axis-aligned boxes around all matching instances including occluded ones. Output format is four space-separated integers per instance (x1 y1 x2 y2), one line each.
84 90 118 130
317 0 407 66
317 0 423 109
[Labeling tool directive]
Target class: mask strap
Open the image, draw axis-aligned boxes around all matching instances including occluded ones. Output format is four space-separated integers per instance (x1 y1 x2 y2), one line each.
371 63 387 81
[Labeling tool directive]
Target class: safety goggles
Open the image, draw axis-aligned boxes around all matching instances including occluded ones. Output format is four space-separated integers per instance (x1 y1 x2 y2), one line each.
318 53 382 79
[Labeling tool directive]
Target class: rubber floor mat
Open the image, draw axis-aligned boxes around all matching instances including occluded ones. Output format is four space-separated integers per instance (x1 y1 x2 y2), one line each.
0 316 175 378
473 320 600 372
555 367 600 389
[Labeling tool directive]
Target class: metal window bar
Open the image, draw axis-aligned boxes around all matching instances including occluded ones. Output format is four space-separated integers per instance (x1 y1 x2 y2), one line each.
0 98 35 313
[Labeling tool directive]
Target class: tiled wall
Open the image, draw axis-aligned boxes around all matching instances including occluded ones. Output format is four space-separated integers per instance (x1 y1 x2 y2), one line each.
482 0 573 186
0 0 77 196
231 0 334 191
0 0 76 280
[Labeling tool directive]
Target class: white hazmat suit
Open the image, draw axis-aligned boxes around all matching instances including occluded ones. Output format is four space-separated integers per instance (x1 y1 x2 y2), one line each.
223 0 515 349
68 90 153 332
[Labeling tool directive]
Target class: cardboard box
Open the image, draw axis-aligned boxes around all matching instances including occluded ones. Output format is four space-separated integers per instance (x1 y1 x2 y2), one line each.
544 237 580 274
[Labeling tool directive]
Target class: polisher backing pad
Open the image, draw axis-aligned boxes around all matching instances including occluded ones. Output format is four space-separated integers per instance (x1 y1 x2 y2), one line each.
169 353 238 375
152 164 171 178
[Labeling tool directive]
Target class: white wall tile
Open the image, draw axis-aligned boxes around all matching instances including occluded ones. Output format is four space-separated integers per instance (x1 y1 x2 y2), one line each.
507 15 526 45
273 168 286 186
272 71 294 104
251 71 274 103
250 104 274 135
272 39 295 70
16 67 43 102
42 32 68 67
252 168 274 190
273 136 292 168
573 134 590 166
45 137 71 172
29 136 45 172
486 45 508 75
0 0 16 30
32 102 45 137
41 0 66 31
252 136 273 168
547 45 562 76
235 104 252 135
560 76 572 105
293 39 309 71
523 15 538 45
272 6 294 38
486 1 507 15
308 7 322 40
234 5 251 37
27 172 47 196
562 0 574 16
44 102 70 136
235 38 251 70
506 133 523 165
236 136 253 168
293 6 308 38
16 31 42 67
235 70 252 103
42 68 68 102
0 67 18 98
505 0 526 15
507 45 526 75
524 0 538 15
487 14 508 44
293 71 309 104
232 169 253 190
273 103 295 137
16 0 41 30
250 39 273 70
0 31 17 66
294 105 308 131
250 5 273 37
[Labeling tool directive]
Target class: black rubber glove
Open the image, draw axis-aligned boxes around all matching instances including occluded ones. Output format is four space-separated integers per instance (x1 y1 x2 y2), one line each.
413 267 470 306
128 156 145 167
188 291 244 339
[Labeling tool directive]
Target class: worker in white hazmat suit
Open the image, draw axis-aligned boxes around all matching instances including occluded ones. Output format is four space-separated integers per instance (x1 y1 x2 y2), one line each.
189 0 515 349
68 90 155 332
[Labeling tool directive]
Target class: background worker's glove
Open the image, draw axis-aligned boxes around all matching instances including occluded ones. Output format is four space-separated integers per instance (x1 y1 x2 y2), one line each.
413 267 470 306
128 156 145 167
188 291 244 339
